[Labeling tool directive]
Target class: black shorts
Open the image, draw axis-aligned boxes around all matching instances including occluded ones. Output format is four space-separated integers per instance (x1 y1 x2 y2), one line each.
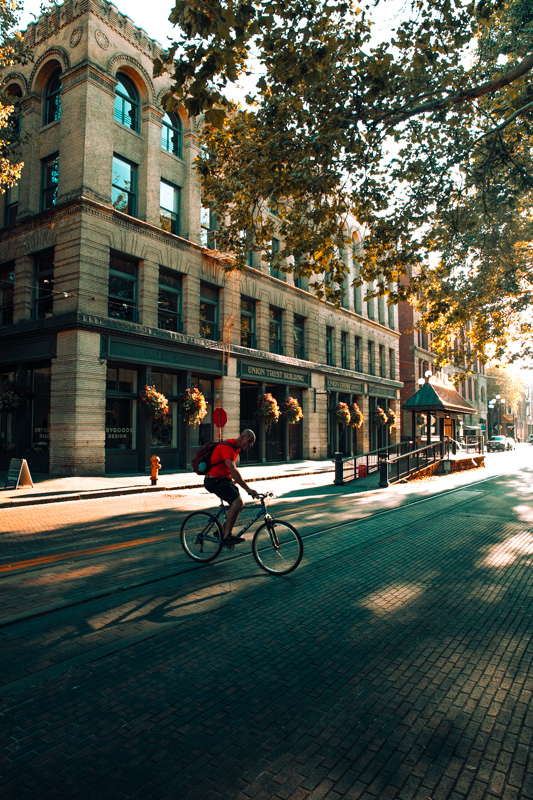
204 476 240 505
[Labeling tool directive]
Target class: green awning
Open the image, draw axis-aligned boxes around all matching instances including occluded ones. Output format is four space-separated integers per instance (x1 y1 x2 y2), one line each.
402 382 476 414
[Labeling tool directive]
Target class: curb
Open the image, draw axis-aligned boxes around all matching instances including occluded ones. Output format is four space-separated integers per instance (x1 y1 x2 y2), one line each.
0 467 337 509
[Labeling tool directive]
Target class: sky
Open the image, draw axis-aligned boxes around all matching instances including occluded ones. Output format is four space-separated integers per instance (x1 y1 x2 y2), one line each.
17 0 180 46
17 0 405 47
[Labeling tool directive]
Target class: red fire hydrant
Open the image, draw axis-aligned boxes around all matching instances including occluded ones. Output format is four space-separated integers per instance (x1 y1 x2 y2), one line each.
150 455 161 485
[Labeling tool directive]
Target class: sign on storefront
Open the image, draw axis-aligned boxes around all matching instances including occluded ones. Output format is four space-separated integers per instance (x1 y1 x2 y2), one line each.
326 378 364 393
238 361 311 386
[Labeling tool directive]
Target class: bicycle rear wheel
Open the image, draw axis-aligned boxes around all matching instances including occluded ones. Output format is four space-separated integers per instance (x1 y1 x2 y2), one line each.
181 511 223 562
252 519 303 575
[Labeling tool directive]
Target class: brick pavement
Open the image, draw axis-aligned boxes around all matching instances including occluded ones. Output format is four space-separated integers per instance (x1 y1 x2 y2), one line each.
1 466 533 799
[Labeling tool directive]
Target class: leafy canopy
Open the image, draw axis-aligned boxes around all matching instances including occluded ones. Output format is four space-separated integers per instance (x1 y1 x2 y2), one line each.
0 0 25 192
157 0 533 366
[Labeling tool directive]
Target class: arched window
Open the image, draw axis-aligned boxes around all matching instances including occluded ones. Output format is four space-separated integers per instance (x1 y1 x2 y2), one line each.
43 71 61 125
6 84 22 138
161 112 182 157
114 74 139 131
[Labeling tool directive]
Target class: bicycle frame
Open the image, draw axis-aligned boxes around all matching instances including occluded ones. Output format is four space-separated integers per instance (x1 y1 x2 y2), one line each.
215 496 272 539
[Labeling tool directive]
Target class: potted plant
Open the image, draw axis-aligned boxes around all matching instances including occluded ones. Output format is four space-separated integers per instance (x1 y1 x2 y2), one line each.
335 402 351 425
387 408 397 429
0 382 30 413
139 385 169 420
373 406 388 426
257 393 280 430
350 402 364 429
180 387 208 426
280 396 303 425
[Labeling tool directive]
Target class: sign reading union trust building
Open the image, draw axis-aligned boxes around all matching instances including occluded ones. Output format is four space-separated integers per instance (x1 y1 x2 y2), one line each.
237 361 311 386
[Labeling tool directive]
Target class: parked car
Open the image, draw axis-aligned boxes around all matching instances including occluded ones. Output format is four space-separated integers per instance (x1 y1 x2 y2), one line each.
487 436 508 452
505 437 516 450
528 434 533 444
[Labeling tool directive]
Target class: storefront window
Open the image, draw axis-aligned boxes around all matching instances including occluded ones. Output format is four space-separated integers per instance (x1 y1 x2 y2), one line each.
151 371 177 448
105 367 137 450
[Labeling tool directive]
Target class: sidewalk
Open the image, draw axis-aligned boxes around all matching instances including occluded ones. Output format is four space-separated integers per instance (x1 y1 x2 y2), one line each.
0 457 365 509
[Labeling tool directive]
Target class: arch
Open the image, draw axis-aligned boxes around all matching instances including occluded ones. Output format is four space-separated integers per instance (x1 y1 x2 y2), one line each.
29 47 69 94
107 54 155 104
1 73 27 94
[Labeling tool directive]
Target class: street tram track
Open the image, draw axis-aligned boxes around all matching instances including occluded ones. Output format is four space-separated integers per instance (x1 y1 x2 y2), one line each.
0 471 498 631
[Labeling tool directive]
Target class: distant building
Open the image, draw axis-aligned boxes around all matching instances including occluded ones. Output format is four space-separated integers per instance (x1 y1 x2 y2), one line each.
0 0 401 475
398 271 487 442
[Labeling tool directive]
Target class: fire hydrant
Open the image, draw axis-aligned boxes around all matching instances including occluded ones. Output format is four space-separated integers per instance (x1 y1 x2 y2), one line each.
150 455 161 485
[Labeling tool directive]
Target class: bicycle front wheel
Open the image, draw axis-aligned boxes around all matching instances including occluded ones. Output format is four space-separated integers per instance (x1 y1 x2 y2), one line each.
180 511 223 563
252 519 303 575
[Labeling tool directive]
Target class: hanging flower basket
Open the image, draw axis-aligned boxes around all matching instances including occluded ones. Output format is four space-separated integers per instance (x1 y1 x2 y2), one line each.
257 393 280 430
335 402 351 425
280 396 303 425
416 413 426 427
373 406 388 426
387 408 397 429
180 387 208 426
0 382 30 413
140 385 169 420
350 402 364 429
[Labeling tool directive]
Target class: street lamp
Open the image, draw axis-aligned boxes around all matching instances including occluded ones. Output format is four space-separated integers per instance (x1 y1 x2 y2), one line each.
488 395 505 437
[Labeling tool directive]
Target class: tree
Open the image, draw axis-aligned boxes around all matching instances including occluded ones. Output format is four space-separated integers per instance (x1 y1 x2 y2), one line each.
0 0 25 192
486 365 526 414
157 0 533 366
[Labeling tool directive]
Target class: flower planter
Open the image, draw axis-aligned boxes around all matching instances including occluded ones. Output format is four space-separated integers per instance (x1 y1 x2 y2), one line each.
280 396 303 425
139 385 169 420
180 387 208 426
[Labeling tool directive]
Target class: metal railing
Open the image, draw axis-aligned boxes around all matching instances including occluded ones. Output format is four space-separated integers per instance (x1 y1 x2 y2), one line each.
381 439 450 486
333 441 413 485
334 435 484 487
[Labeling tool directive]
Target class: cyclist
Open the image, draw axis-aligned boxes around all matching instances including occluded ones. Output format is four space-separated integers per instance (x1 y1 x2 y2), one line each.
204 429 259 546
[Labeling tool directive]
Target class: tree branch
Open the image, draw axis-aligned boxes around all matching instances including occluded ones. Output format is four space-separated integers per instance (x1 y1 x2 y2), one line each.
374 53 533 127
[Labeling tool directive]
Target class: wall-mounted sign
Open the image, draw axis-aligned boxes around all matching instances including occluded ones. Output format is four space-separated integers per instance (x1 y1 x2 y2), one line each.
238 361 311 386
326 378 364 394
368 386 397 399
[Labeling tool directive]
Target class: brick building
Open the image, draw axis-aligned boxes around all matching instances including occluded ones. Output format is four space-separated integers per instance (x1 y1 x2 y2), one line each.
398 272 487 442
0 0 401 476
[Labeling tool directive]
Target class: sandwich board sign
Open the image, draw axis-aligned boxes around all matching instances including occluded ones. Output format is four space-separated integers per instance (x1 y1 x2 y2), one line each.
4 458 33 490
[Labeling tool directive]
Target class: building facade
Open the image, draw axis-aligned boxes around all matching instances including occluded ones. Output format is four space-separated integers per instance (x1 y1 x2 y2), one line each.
398 273 487 442
0 0 402 476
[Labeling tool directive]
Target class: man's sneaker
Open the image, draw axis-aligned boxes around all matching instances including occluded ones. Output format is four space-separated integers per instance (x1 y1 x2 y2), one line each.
222 535 245 548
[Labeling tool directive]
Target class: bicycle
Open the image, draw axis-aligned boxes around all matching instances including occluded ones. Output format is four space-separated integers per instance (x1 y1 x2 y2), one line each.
180 492 303 576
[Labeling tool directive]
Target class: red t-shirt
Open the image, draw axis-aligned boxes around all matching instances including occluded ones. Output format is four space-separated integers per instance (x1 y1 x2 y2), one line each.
208 440 240 478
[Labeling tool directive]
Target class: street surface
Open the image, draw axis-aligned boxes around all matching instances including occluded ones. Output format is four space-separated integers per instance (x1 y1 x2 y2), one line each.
1 448 533 799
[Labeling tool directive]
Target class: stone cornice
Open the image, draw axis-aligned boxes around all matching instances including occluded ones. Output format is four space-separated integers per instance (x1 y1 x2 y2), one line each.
23 0 164 61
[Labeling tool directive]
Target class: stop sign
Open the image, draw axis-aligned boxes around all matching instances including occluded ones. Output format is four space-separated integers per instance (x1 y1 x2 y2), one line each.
213 407 227 428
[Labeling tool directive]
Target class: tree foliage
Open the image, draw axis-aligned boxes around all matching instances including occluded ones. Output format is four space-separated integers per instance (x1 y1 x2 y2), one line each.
158 0 533 366
0 0 25 192
486 364 527 413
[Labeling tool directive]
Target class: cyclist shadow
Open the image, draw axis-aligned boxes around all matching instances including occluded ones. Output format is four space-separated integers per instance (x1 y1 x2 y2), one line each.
98 554 285 632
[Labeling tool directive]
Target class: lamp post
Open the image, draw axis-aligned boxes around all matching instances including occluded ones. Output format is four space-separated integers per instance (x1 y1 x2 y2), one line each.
488 395 505 437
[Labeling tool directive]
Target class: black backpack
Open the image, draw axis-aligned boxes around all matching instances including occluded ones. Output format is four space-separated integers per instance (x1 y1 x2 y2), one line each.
192 440 236 475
